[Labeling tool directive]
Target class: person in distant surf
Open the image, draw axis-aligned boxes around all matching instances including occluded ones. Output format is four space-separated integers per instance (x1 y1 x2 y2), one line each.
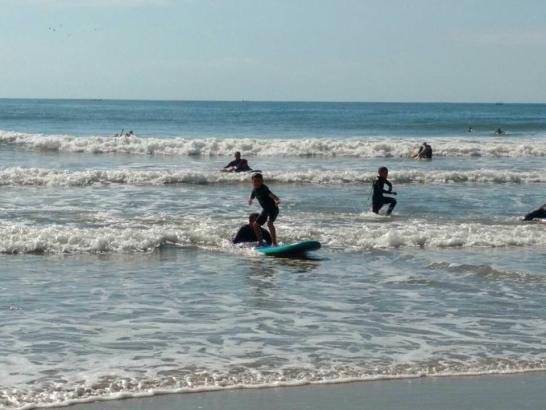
523 202 546 221
223 156 253 173
248 173 280 246
495 128 505 135
466 127 472 133
222 151 245 172
372 166 397 215
416 142 432 159
233 213 272 245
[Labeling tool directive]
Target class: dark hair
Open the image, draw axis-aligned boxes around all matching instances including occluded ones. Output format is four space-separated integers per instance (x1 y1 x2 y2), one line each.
249 213 259 223
378 166 388 174
252 173 263 180
235 151 241 156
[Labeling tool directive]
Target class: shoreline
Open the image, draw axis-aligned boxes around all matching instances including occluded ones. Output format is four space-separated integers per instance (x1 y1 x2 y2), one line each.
41 371 546 410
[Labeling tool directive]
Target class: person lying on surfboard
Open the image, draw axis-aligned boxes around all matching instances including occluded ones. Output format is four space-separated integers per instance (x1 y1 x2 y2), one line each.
233 213 272 245
248 173 280 246
222 152 254 173
372 166 397 216
222 151 242 171
523 202 546 221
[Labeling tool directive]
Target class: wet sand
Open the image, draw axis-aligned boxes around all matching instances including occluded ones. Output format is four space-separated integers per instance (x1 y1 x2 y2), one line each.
52 372 546 410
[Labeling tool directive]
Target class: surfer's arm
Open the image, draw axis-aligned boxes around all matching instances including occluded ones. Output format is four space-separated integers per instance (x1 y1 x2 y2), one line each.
269 192 280 205
383 181 397 195
383 180 392 193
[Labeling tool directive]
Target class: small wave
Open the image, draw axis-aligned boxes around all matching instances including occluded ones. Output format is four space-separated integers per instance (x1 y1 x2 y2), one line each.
1 167 545 187
1 131 546 158
0 219 544 255
4 359 546 410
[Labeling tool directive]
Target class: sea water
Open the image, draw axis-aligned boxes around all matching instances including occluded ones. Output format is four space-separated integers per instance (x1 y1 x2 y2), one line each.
0 100 545 409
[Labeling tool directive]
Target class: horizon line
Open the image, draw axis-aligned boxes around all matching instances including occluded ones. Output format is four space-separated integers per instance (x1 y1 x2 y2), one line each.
0 97 545 105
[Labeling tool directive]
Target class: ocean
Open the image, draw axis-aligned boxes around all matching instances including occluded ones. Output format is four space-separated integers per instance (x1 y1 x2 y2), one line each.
1 99 545 409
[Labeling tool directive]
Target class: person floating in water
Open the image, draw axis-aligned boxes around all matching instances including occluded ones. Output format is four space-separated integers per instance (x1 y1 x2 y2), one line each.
248 173 280 246
495 128 505 135
417 142 432 159
233 213 272 245
523 202 546 221
372 166 397 215
466 127 472 133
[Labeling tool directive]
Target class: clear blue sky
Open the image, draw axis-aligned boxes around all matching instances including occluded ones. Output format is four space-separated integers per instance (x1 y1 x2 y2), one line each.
1 0 545 102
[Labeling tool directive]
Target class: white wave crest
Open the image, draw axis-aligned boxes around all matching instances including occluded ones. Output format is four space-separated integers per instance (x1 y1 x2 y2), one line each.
1 167 545 187
1 130 546 158
0 219 544 255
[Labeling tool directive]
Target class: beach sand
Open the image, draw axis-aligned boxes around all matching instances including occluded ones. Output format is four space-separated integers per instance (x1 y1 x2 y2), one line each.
52 372 546 410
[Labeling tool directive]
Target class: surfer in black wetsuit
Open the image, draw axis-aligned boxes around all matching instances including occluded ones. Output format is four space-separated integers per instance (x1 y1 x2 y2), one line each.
417 142 432 159
523 202 546 221
223 152 242 171
223 152 254 172
233 213 272 245
372 166 397 215
248 173 280 246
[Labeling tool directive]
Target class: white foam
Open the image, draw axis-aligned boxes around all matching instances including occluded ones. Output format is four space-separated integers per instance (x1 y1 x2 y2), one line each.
5 362 546 410
1 130 546 158
1 167 545 186
0 219 544 255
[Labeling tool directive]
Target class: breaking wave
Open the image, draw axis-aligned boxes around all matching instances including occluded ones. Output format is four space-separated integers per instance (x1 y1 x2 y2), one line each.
1 131 546 158
0 219 544 255
1 167 545 186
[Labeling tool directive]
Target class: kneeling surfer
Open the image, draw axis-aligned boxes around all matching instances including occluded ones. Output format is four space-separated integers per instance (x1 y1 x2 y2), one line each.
372 166 397 215
233 213 272 245
248 173 280 246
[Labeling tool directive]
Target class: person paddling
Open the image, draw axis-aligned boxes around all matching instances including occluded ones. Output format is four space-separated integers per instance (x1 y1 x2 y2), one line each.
523 202 546 221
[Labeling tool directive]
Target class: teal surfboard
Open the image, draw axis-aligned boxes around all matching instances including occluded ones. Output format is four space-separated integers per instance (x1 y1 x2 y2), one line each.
256 240 321 257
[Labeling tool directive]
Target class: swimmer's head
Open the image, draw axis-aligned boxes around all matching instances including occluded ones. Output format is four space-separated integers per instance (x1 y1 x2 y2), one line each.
235 151 241 159
249 213 259 224
378 166 389 178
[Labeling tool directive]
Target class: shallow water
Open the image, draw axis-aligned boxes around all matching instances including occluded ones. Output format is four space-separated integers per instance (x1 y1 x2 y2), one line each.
0 100 545 409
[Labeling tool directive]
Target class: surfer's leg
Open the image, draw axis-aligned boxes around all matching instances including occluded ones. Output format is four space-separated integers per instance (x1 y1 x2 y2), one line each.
267 208 279 246
384 197 397 215
372 199 382 214
267 221 277 246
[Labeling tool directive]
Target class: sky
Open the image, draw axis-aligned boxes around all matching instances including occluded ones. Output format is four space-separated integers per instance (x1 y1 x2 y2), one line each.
0 0 545 102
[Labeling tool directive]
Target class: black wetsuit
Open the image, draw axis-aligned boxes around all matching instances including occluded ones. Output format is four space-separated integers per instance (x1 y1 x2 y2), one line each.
523 203 546 221
417 144 432 159
232 224 272 245
234 163 252 172
251 184 279 225
225 159 242 169
372 177 397 214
